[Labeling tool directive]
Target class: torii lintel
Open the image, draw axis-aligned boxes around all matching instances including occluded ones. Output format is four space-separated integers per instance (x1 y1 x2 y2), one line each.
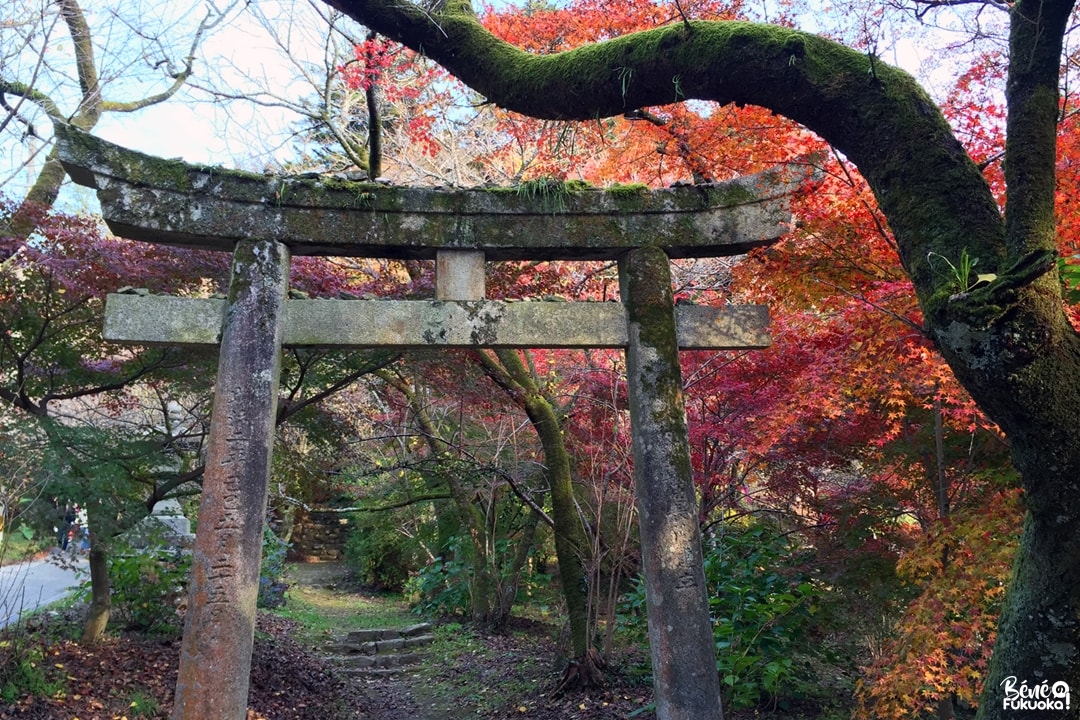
55 124 808 261
103 294 770 350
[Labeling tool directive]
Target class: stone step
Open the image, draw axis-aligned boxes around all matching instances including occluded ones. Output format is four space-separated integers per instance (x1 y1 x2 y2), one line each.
326 633 435 656
346 623 431 643
403 633 435 647
326 652 422 669
322 625 434 679
400 623 434 638
339 666 412 678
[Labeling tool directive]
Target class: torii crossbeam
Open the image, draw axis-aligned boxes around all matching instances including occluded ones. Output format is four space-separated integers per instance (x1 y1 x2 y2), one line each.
57 125 806 720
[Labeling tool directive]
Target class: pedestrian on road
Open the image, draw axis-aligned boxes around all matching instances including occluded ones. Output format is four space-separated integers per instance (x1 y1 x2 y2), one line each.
75 505 90 553
58 503 75 551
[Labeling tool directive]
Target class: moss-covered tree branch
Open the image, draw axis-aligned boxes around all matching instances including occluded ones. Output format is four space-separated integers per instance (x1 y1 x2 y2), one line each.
325 0 1002 295
0 80 66 124
323 0 1080 470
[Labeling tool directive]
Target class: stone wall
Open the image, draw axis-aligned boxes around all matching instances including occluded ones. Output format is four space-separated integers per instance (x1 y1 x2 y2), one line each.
288 510 351 562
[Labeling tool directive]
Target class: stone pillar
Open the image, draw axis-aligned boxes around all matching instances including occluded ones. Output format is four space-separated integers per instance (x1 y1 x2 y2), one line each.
619 246 724 720
173 240 290 720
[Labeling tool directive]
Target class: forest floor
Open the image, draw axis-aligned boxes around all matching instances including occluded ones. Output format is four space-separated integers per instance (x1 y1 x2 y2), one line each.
0 562 844 719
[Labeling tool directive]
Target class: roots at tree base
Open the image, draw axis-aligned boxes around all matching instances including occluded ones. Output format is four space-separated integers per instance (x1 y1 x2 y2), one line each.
555 647 607 694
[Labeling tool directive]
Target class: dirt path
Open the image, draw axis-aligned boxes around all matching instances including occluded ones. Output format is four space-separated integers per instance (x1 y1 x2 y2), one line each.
285 562 453 720
283 562 656 720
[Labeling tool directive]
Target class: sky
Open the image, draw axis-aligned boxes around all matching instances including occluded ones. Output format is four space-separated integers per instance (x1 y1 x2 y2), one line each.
92 0 335 168
94 1 935 166
2 0 338 204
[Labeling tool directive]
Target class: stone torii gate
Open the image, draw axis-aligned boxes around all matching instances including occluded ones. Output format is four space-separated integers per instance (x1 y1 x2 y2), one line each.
57 126 803 720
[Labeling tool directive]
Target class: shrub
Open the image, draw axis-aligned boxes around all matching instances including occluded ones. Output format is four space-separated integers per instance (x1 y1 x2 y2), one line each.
705 521 823 709
106 545 191 635
406 539 472 617
343 512 426 592
619 518 823 710
258 524 290 609
0 651 63 705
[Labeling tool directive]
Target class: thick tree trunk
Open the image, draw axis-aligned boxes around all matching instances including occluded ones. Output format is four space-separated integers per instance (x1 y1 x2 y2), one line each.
322 2 1080 713
980 466 1080 720
8 151 69 240
470 549 494 625
967 2 1080 716
81 544 110 643
435 501 460 559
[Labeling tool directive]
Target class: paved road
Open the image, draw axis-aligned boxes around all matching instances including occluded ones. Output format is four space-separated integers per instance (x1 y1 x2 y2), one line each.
0 555 87 629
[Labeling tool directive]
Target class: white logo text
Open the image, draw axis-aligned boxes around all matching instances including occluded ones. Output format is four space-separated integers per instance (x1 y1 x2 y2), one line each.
1001 676 1071 711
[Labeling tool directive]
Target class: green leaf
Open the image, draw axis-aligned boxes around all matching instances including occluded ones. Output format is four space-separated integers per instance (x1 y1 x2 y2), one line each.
1059 256 1080 305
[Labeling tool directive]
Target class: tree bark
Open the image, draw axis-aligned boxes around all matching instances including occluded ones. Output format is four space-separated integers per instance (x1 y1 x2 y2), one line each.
80 544 110 644
321 1 1080 715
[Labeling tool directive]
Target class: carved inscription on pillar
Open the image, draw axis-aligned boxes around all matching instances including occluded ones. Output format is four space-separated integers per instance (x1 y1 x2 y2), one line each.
620 247 724 720
204 387 248 623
